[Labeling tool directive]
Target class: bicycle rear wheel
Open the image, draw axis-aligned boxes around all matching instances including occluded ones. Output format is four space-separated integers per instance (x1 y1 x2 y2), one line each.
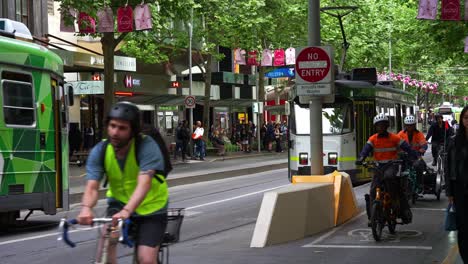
370 202 384 242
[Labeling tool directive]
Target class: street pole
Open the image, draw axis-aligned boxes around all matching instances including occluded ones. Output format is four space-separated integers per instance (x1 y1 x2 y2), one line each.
256 66 261 153
188 8 194 156
308 0 324 175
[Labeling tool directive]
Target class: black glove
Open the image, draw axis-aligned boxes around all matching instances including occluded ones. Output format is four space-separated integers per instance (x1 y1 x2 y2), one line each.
355 157 364 166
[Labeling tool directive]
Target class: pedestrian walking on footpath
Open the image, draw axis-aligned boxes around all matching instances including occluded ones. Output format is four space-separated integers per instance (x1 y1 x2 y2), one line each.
274 123 283 153
445 105 468 263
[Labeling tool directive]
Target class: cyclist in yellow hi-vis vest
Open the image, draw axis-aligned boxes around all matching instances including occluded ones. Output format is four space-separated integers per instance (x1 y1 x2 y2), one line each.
78 101 168 264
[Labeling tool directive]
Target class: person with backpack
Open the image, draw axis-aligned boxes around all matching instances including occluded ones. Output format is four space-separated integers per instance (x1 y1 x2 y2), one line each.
77 101 170 264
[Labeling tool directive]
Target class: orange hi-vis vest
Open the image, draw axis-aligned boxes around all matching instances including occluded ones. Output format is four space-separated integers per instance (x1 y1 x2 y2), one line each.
367 132 405 162
397 130 427 153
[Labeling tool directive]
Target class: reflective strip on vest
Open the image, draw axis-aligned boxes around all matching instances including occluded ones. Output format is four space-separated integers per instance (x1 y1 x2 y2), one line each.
374 147 398 152
369 133 401 161
104 138 168 215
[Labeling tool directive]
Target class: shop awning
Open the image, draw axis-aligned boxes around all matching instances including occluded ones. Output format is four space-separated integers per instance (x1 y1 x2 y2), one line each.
207 98 256 107
123 94 187 106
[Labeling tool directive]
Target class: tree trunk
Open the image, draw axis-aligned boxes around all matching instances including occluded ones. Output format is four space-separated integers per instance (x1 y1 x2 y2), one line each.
101 33 116 139
258 66 266 124
202 54 212 137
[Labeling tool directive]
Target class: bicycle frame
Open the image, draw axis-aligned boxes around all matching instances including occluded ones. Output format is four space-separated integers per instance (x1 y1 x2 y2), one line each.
58 208 185 264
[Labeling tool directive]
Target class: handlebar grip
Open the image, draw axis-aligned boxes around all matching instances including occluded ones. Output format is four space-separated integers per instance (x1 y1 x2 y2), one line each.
121 219 134 247
62 220 77 248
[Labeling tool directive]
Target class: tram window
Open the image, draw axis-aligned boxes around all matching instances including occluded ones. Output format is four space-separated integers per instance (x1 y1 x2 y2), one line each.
1 74 35 127
294 104 352 135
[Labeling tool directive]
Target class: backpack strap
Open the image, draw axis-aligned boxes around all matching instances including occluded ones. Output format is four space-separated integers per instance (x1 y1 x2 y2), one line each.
100 140 110 188
135 134 166 184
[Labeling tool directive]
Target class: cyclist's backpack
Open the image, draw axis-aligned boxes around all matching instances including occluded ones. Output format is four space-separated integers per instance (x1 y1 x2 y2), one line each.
101 130 172 187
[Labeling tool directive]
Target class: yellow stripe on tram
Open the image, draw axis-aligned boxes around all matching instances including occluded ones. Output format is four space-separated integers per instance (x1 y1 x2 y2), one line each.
337 156 356 162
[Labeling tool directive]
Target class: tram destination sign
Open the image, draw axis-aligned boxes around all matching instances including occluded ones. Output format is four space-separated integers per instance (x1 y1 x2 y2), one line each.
295 46 334 96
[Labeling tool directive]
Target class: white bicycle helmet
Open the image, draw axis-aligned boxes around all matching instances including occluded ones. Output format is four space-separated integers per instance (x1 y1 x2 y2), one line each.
404 115 417 125
373 113 389 125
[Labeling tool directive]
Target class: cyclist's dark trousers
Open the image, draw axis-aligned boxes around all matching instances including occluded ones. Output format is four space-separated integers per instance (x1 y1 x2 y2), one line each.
107 199 168 247
370 164 399 201
370 164 411 222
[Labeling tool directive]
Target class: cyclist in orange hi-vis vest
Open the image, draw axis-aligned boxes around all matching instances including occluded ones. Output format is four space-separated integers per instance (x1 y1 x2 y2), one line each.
356 113 418 224
398 115 428 186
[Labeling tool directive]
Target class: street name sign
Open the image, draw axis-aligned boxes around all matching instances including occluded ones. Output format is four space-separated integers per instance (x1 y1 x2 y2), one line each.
295 46 334 96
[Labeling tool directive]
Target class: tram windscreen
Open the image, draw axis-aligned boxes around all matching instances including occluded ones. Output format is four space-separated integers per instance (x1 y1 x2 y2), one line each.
294 104 351 135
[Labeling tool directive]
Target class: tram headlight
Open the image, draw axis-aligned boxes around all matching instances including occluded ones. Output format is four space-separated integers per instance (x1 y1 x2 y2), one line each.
328 152 338 165
299 152 308 165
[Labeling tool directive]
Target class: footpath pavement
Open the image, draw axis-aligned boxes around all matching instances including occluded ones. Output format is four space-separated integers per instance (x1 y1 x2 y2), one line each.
68 151 288 203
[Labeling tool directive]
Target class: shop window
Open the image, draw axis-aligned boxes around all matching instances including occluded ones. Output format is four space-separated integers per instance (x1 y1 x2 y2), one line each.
1 71 35 127
15 0 30 26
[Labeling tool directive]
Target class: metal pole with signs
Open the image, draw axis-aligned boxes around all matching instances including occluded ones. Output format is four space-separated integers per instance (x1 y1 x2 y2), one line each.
188 8 194 157
296 0 334 175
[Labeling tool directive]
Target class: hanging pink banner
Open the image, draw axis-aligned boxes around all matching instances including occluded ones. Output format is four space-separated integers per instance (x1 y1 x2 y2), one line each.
97 7 114 33
234 49 246 65
464 37 468 53
247 51 259 66
273 49 285 66
285 47 296 65
117 6 134 32
134 4 152 30
441 0 460 21
78 12 96 33
417 0 438 20
261 49 272 66
60 9 76 32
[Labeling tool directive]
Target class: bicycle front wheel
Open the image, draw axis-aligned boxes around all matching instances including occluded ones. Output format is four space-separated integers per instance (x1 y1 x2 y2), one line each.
370 202 384 242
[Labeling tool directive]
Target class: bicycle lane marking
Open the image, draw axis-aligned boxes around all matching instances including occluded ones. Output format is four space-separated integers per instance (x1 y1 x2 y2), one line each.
184 184 290 211
0 184 289 246
0 226 98 246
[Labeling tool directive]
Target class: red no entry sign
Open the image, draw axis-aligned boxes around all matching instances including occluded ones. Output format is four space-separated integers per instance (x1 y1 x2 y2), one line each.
295 47 331 83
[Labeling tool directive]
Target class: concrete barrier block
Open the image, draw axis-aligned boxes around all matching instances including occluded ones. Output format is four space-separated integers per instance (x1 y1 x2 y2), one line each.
292 175 335 184
335 172 359 225
250 183 334 247
305 184 335 236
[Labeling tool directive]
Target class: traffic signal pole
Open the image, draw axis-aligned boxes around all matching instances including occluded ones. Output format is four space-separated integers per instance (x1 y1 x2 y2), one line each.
308 0 324 175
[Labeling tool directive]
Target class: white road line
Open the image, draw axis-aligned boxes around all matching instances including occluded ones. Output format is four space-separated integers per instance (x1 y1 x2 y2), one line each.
305 211 366 246
303 245 433 250
185 184 290 210
0 226 97 246
1 184 289 246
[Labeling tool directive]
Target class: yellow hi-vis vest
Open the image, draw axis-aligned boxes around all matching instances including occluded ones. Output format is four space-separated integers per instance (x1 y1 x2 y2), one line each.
104 138 168 215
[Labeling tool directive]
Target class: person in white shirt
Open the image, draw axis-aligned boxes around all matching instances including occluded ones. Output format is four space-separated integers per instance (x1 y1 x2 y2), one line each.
192 121 205 160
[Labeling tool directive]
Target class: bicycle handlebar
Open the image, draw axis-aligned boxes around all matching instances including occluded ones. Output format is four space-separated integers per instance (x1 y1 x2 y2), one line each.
58 218 133 248
361 159 404 168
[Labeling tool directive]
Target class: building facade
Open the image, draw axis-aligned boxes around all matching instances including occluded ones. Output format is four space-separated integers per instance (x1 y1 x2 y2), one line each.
1 0 49 38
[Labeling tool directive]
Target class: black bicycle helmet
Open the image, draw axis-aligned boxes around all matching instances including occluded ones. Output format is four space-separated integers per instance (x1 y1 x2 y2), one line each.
107 101 141 136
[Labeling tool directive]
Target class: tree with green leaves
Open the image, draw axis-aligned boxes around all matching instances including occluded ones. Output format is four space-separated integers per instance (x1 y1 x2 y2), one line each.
58 0 193 126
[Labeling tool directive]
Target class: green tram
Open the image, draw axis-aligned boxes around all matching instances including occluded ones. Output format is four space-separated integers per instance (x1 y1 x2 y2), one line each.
288 75 416 184
0 32 72 224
